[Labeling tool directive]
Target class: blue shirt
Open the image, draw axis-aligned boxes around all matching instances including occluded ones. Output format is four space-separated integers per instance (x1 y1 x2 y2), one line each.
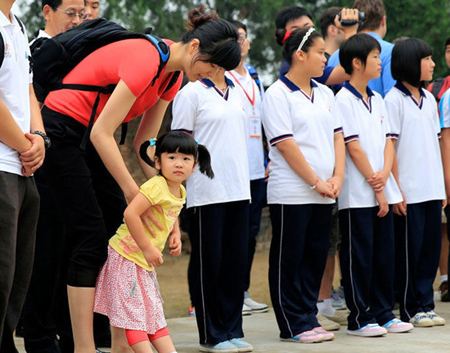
328 32 395 97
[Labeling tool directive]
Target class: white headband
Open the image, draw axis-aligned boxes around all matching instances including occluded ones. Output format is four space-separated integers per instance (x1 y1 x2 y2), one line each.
296 27 316 52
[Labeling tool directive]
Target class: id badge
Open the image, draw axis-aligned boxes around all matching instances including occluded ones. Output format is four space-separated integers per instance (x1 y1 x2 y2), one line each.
249 116 261 139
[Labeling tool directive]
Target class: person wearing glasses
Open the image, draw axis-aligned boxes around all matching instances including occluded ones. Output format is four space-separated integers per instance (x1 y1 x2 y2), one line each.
31 0 86 43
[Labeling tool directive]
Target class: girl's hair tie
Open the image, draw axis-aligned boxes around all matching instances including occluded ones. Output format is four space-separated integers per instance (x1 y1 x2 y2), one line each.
149 138 157 147
282 30 292 45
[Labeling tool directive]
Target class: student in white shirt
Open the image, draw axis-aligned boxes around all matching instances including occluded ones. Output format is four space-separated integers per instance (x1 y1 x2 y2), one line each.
172 64 253 352
262 27 345 344
226 20 268 315
335 33 413 337
0 1 45 351
386 38 446 328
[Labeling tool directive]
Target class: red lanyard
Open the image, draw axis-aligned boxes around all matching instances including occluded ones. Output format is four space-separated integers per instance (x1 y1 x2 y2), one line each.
229 71 256 107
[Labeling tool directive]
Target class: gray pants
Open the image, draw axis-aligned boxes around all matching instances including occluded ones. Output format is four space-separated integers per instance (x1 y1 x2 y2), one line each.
0 171 39 352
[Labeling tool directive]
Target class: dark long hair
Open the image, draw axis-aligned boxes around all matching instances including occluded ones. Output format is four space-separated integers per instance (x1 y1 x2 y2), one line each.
139 131 214 179
181 5 241 71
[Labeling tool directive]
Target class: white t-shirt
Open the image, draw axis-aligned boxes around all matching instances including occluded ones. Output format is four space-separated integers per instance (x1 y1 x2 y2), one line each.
226 68 265 180
262 76 340 205
0 11 32 175
171 78 250 208
29 29 51 46
385 82 445 204
335 82 402 209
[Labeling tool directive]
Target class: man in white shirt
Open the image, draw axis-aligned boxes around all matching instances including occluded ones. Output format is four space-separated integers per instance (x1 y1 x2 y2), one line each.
0 0 45 351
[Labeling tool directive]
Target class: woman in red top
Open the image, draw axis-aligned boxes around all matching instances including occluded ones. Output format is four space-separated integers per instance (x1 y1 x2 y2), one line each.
37 6 241 353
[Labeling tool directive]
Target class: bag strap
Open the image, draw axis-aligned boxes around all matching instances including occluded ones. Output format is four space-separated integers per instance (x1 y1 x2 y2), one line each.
0 16 25 69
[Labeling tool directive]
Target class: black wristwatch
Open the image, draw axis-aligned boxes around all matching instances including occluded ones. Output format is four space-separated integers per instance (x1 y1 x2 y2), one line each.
32 130 51 149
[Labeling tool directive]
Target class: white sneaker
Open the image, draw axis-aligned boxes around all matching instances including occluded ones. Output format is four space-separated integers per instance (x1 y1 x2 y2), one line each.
243 297 269 313
409 312 433 327
242 303 252 316
347 323 387 337
426 311 446 326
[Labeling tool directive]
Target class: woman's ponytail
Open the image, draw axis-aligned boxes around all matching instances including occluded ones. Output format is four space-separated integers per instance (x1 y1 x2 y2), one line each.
197 144 214 179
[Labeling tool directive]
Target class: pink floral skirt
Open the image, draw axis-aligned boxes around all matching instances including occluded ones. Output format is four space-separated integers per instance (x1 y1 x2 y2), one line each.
94 246 167 334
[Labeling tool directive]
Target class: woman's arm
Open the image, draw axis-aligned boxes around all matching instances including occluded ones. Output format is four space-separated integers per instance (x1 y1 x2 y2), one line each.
134 99 171 179
346 140 375 180
329 132 345 197
90 80 139 202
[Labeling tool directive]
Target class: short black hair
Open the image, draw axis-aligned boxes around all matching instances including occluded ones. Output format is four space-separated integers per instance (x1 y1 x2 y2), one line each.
391 38 432 87
283 28 322 65
446 37 450 48
339 33 381 74
319 7 341 38
42 0 62 10
229 19 247 34
275 6 313 46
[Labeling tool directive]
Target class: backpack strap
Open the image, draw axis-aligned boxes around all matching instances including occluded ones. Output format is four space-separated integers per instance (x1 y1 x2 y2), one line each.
245 63 263 95
14 15 25 34
146 34 170 86
432 77 444 100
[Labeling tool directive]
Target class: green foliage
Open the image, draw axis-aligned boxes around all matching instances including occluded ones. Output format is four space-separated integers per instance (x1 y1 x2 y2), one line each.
16 0 450 80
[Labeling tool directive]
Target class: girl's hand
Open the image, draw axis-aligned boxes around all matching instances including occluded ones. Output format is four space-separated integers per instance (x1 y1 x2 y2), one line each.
375 191 389 217
168 230 182 257
327 176 343 198
143 246 163 268
367 171 387 192
443 199 448 209
314 179 335 199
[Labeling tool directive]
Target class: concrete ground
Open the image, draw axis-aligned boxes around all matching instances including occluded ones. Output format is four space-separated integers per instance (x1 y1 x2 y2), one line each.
15 299 450 353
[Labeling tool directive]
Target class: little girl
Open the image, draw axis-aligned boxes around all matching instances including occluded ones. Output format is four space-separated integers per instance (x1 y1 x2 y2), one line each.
94 131 213 353
385 38 446 328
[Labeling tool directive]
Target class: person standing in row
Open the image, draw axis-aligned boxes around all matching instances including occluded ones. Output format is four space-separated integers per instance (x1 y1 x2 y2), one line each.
226 20 269 316
386 38 446 328
262 27 345 344
172 13 252 353
335 33 413 337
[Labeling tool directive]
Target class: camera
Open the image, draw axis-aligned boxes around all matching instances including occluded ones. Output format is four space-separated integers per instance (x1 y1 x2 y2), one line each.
338 11 365 27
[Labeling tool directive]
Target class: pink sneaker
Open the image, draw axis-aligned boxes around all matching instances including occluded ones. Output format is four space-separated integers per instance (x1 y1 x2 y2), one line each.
382 318 414 333
347 323 387 337
313 326 335 341
281 329 324 343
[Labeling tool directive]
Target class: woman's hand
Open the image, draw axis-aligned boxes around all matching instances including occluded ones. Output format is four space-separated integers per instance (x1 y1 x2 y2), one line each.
367 171 388 192
327 175 343 198
314 179 335 199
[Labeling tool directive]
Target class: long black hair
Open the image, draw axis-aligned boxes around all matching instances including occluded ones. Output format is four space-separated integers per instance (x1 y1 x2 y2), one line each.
282 27 322 65
139 131 214 179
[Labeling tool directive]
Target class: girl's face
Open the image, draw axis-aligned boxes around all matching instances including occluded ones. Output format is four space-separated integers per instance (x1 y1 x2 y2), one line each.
298 37 327 78
362 49 382 80
420 55 435 82
156 152 196 184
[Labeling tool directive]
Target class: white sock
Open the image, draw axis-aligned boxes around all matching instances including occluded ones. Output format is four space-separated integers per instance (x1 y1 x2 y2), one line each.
441 274 448 283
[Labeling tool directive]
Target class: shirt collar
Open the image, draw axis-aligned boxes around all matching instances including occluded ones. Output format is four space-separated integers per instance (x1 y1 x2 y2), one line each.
367 32 382 41
395 81 426 98
201 76 235 88
343 81 375 100
279 74 317 92
37 29 52 39
0 10 14 27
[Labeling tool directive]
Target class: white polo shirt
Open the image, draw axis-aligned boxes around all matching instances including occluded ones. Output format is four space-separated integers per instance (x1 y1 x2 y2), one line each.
335 82 402 210
385 82 445 204
262 76 340 205
171 78 251 208
29 29 51 46
439 88 450 128
0 11 32 175
226 68 265 181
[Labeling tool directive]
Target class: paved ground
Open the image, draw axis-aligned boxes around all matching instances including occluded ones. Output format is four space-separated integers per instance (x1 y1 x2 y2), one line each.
15 299 450 353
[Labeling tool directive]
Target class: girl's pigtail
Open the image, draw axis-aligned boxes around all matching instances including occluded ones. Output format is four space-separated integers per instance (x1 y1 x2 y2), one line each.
197 144 214 179
139 140 156 168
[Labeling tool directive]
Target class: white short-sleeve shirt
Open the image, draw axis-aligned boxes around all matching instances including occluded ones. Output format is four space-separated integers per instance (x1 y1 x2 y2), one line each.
0 12 32 175
385 82 445 204
335 82 402 209
262 76 341 205
171 78 250 208
226 68 265 181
